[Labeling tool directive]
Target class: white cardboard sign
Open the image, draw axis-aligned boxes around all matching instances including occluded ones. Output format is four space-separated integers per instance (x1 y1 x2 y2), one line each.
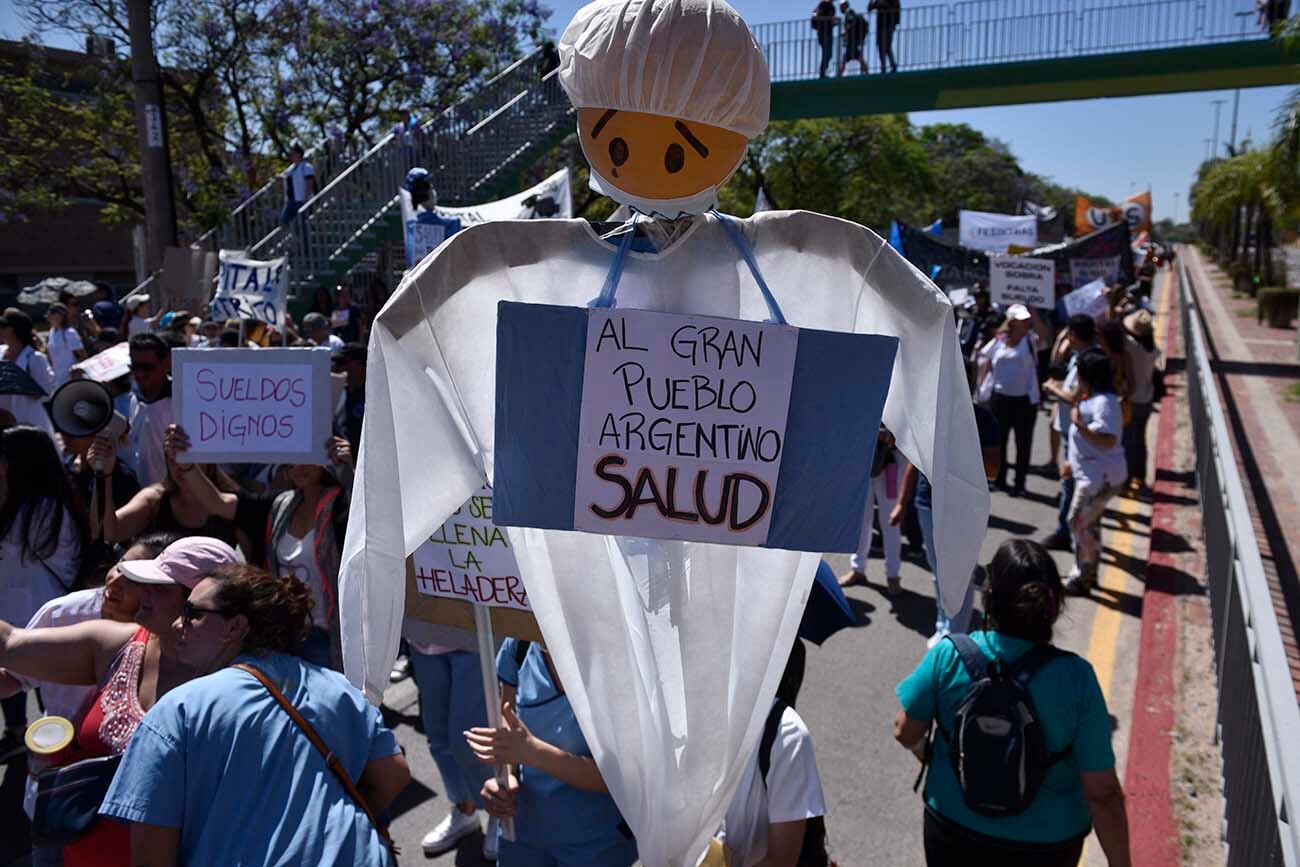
1061 278 1111 321
573 309 798 546
412 485 530 611
72 342 131 382
989 256 1055 308
958 209 1038 253
210 250 289 326
172 347 333 464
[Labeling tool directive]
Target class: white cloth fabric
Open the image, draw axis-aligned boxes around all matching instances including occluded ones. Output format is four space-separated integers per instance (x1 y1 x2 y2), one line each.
129 393 173 488
338 211 990 867
47 327 85 387
980 333 1040 404
128 315 153 337
559 0 770 138
1125 335 1158 405
0 502 80 628
1068 393 1126 488
15 587 103 818
719 703 826 867
276 528 328 627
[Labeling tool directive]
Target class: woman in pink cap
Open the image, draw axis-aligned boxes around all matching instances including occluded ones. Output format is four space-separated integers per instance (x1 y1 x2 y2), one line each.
0 535 241 867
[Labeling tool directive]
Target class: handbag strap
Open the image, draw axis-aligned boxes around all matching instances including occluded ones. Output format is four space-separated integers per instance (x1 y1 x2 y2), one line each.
232 663 396 857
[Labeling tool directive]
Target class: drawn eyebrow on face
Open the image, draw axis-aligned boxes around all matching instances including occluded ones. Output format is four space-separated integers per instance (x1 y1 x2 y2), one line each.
590 109 619 139
674 121 709 158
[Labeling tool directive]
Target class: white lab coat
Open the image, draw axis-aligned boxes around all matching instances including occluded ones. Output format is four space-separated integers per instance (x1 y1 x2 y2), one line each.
338 211 989 867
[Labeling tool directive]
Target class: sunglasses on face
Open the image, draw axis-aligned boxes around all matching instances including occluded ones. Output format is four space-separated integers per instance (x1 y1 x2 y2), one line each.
182 600 229 627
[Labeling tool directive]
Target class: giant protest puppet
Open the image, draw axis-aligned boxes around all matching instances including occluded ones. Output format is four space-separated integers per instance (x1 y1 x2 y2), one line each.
338 1 990 864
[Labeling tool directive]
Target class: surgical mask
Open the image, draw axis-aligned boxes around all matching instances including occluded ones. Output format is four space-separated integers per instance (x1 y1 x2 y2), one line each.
588 166 722 220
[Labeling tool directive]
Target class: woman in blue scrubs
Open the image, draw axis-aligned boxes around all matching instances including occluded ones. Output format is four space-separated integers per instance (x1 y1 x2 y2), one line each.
465 638 637 867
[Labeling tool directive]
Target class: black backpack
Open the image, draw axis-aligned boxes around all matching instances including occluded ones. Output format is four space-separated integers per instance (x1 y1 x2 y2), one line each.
926 635 1072 818
759 701 832 867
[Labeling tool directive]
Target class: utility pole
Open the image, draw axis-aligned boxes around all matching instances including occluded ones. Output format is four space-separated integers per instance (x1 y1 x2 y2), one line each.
1173 192 1180 225
1211 98 1226 161
126 0 177 276
1229 89 1241 155
1204 138 1213 163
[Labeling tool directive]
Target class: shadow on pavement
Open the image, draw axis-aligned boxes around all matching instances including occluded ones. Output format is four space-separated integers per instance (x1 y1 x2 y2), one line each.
388 776 439 823
860 580 936 641
987 513 1038 536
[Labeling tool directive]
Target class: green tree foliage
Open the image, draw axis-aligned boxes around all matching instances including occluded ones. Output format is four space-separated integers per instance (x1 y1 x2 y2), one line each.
4 0 547 233
715 115 1107 232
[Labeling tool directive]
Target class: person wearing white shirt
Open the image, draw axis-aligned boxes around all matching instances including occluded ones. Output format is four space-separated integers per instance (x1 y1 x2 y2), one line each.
302 312 346 356
45 303 87 387
1065 349 1127 596
125 294 158 337
127 333 175 488
720 639 828 867
1040 314 1098 551
0 309 59 446
976 304 1046 497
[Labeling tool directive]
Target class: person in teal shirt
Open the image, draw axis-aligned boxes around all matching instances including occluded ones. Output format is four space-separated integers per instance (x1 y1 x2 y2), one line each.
893 539 1132 867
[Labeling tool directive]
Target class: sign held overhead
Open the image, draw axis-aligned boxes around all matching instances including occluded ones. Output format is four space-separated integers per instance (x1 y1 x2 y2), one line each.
989 256 1054 308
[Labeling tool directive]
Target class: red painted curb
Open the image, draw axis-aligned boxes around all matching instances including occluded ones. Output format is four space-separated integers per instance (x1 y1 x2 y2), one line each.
1123 277 1183 866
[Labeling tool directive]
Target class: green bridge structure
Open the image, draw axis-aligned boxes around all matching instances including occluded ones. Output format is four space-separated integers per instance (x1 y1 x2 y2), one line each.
760 0 1300 118
163 0 1299 301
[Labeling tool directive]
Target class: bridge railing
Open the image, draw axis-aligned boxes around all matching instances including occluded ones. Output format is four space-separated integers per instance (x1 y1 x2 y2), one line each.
1179 255 1300 867
751 0 1267 83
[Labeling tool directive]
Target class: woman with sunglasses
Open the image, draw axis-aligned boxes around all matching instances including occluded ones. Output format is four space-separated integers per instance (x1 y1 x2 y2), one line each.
101 564 409 866
0 536 240 867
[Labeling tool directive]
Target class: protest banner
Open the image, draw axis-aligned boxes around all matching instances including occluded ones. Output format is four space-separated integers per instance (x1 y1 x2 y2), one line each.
210 250 289 326
1074 191 1152 237
403 485 543 641
172 347 332 464
574 309 799 546
72 342 131 382
958 209 1037 253
1061 278 1110 321
989 256 1055 308
493 302 899 553
1069 254 1122 289
406 219 456 268
436 168 573 224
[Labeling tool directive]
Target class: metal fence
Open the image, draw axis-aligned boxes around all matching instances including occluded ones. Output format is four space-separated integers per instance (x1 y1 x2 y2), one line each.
1178 256 1300 867
752 0 1268 82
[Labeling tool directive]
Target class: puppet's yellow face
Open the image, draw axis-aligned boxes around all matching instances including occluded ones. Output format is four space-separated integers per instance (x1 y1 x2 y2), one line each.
578 108 748 200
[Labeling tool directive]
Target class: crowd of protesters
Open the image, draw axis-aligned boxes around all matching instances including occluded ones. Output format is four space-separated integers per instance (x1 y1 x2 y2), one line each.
0 246 1159 866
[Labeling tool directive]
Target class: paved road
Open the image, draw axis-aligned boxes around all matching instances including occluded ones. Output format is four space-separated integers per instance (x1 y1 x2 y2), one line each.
0 279 1169 867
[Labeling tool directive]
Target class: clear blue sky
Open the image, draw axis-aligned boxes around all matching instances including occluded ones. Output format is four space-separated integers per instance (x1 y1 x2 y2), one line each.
4 0 1293 224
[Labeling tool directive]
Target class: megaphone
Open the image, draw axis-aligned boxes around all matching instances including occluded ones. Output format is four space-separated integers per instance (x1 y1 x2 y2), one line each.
49 380 128 471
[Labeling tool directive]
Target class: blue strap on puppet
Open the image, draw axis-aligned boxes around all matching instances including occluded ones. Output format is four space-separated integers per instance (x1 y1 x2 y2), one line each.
589 211 789 327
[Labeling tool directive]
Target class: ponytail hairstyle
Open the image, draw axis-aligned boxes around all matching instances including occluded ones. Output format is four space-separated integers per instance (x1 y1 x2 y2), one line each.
775 637 807 709
982 538 1064 643
209 564 313 655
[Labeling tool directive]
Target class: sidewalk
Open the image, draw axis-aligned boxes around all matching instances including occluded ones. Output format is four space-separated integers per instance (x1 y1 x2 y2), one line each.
1182 246 1300 696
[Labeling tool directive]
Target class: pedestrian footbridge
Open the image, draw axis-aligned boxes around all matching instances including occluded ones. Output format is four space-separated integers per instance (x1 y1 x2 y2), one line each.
759 0 1300 118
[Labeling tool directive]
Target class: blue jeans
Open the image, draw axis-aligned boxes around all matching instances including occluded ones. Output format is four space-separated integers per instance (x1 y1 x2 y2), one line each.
409 650 490 808
917 503 975 636
1057 474 1076 538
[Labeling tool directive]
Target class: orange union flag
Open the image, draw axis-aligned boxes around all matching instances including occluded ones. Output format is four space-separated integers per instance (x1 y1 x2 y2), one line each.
1075 191 1152 236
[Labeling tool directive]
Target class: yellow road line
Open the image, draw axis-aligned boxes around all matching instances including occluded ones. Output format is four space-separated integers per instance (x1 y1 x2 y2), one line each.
1079 268 1172 864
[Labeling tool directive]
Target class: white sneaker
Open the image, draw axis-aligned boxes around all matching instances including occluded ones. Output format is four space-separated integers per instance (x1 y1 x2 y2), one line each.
482 815 500 861
388 656 410 683
421 807 480 856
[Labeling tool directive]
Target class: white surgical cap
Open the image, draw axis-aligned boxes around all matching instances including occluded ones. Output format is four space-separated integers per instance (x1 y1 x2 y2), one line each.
558 0 771 139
